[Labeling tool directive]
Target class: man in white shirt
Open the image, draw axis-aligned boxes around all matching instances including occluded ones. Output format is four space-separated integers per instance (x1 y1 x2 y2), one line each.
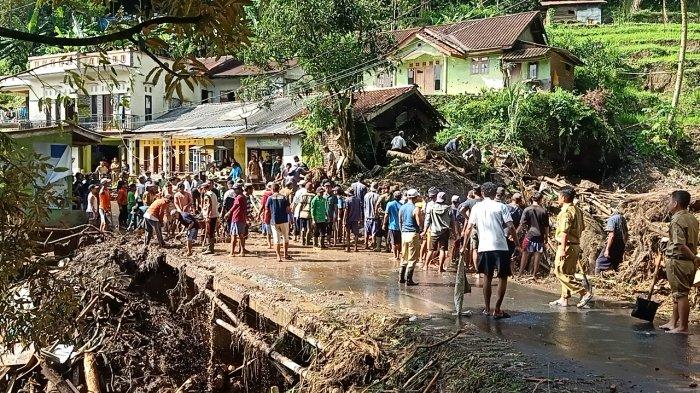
390 131 407 152
462 182 518 319
201 182 220 255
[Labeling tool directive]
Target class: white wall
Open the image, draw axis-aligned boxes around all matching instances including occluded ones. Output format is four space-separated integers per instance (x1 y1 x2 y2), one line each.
244 134 302 166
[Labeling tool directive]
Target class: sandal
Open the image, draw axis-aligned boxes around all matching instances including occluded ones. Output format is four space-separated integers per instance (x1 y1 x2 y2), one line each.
493 312 511 320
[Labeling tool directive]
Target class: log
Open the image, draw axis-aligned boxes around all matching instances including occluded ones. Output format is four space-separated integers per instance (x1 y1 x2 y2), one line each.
386 150 414 162
205 289 325 351
214 319 307 378
541 176 567 188
40 364 73 393
84 352 102 393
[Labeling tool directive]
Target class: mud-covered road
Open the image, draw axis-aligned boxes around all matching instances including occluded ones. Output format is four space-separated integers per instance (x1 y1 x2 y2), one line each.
199 235 698 392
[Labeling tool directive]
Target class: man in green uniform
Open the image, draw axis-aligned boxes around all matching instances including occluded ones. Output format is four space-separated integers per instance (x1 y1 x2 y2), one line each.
659 190 699 334
549 187 593 308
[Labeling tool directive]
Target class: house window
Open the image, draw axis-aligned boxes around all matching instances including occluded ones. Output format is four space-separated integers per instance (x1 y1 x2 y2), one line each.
145 95 152 121
471 57 489 75
408 68 415 85
434 64 442 91
529 63 538 79
220 90 236 102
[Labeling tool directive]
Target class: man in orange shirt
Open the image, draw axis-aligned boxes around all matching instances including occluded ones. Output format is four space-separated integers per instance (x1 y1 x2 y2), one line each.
144 194 172 247
116 180 128 229
98 178 112 232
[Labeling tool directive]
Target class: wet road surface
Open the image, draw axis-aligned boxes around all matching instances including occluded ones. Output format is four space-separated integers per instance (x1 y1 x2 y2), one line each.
233 246 699 392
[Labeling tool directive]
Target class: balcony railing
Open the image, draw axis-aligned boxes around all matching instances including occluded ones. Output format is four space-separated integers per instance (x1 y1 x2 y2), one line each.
77 114 141 132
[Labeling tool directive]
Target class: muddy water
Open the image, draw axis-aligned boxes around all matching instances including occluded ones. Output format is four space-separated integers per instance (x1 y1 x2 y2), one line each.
245 255 699 392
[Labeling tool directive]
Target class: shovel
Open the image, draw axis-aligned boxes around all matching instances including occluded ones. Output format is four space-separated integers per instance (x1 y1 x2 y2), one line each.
631 254 663 322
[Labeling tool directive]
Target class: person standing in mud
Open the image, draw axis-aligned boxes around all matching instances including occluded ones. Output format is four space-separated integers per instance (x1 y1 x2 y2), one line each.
375 184 392 253
224 184 247 257
518 191 549 277
310 186 329 249
550 187 593 308
201 182 219 255
462 182 517 318
399 189 423 286
595 208 629 274
659 190 699 334
345 188 362 252
425 192 455 272
460 186 483 274
143 194 172 247
323 182 338 246
384 190 403 262
363 183 380 250
267 183 293 261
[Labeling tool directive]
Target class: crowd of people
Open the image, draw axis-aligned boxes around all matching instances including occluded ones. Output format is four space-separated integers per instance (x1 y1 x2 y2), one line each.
75 152 699 333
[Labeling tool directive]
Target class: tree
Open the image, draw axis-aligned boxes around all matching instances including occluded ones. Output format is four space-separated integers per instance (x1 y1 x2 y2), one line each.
669 0 687 125
244 0 390 169
0 133 80 347
0 0 250 94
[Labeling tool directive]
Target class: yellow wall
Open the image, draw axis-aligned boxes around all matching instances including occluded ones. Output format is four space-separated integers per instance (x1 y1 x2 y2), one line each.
234 137 246 174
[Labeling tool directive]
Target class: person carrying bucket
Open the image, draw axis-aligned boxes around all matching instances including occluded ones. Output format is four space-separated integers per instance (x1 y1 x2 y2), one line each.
659 190 699 334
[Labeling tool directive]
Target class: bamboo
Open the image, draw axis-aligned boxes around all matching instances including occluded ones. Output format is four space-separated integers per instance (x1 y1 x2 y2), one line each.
84 352 102 393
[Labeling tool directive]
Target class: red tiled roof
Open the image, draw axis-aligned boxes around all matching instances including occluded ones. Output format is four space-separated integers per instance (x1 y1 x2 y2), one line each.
196 56 237 71
389 11 543 53
352 86 416 118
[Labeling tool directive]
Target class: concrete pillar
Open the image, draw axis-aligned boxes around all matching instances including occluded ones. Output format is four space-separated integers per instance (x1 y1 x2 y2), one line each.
162 136 171 178
127 139 136 176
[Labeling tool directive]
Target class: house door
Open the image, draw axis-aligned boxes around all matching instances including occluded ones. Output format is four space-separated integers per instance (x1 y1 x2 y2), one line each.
414 69 425 91
509 63 523 85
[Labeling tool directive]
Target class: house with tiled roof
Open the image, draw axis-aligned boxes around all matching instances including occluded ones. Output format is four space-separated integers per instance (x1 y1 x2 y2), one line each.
365 11 582 95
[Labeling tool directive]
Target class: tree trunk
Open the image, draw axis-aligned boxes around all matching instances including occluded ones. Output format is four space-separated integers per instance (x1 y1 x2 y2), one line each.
630 0 642 13
669 0 688 125
662 0 669 24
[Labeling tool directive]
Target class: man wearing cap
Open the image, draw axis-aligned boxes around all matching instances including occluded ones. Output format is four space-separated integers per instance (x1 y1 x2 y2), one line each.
98 178 112 232
201 182 220 255
384 190 404 262
462 182 518 318
550 187 592 308
425 192 456 272
399 189 423 285
224 184 247 256
363 183 380 250
345 188 362 252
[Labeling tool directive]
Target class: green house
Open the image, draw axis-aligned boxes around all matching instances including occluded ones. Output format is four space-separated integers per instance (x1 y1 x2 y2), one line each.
365 11 582 95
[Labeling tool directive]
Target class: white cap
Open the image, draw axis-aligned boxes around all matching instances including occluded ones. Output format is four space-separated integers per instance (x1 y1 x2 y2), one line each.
436 192 446 203
406 188 419 198
451 195 460 202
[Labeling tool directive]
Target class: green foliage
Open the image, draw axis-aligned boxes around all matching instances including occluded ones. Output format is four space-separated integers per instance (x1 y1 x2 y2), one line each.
294 99 333 168
434 87 619 173
0 133 77 346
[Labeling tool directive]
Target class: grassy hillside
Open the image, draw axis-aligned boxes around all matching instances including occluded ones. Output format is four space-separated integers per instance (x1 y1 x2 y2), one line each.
549 22 700 128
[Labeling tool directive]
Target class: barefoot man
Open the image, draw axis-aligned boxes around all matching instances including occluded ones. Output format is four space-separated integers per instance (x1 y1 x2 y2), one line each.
267 183 292 262
462 182 517 318
659 190 699 334
549 187 593 308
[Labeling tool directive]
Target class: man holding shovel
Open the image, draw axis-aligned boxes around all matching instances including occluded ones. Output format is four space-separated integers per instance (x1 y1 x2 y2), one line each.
549 187 593 308
659 190 699 334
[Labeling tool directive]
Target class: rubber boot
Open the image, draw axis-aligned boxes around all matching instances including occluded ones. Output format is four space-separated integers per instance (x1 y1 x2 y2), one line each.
406 267 418 286
399 266 406 284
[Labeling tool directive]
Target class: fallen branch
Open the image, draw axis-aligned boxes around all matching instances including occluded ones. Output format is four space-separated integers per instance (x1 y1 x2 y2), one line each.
84 352 102 393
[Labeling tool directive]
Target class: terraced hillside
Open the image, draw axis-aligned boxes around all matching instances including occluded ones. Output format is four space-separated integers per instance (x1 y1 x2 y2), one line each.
550 22 700 128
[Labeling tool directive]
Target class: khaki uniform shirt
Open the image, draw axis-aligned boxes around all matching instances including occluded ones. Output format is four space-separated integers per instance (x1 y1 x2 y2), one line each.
666 210 699 259
555 203 585 244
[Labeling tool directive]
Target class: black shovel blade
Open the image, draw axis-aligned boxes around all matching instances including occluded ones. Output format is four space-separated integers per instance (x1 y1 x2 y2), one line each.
631 297 660 322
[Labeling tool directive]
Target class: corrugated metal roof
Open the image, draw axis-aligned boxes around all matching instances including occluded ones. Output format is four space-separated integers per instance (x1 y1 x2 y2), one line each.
134 97 307 136
353 86 415 118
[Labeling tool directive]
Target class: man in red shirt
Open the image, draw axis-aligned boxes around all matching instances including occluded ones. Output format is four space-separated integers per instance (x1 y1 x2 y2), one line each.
224 184 247 257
